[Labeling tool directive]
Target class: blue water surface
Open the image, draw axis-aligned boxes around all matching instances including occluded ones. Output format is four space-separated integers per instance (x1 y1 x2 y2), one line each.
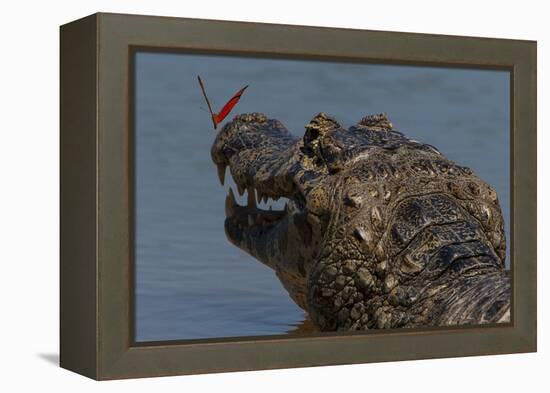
135 52 510 341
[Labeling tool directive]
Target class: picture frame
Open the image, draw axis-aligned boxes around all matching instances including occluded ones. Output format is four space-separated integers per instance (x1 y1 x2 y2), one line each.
60 12 537 380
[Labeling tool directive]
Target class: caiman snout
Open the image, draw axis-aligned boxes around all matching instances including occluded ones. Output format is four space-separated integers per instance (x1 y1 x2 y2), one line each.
211 114 325 309
211 112 300 198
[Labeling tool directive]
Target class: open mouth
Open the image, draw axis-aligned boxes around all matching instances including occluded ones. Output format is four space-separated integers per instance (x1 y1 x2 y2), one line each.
217 163 305 240
210 115 310 252
217 161 310 271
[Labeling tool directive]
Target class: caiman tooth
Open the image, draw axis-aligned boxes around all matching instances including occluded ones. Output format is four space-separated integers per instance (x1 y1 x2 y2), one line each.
247 187 257 207
237 183 245 196
225 188 237 216
216 163 226 186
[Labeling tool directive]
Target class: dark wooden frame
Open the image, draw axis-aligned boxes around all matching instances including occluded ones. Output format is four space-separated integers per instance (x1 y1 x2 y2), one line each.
60 12 537 380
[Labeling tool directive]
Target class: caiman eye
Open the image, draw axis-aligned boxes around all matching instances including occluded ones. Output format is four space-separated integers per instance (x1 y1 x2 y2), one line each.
301 113 340 158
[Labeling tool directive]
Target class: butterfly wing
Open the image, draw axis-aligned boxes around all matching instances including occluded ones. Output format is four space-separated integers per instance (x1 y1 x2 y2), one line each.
214 85 248 125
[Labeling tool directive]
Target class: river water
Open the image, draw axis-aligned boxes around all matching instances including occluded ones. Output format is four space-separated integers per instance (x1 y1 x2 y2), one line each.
135 52 510 342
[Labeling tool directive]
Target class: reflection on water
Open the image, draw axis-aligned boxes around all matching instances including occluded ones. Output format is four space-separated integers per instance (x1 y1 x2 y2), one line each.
135 52 510 342
286 318 319 335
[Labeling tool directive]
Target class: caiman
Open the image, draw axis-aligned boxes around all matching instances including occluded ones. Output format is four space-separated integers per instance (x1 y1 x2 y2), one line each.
210 112 510 331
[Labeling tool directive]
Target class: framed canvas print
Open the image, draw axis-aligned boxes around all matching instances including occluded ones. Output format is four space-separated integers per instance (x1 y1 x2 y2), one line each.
60 12 536 380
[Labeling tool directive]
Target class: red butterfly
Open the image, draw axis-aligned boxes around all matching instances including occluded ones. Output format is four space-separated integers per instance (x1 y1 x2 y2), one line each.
197 75 248 130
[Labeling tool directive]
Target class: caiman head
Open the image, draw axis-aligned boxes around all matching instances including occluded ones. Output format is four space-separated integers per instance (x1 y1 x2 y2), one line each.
211 112 510 331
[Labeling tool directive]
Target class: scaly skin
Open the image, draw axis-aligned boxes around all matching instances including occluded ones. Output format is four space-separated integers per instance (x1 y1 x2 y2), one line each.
211 112 510 331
